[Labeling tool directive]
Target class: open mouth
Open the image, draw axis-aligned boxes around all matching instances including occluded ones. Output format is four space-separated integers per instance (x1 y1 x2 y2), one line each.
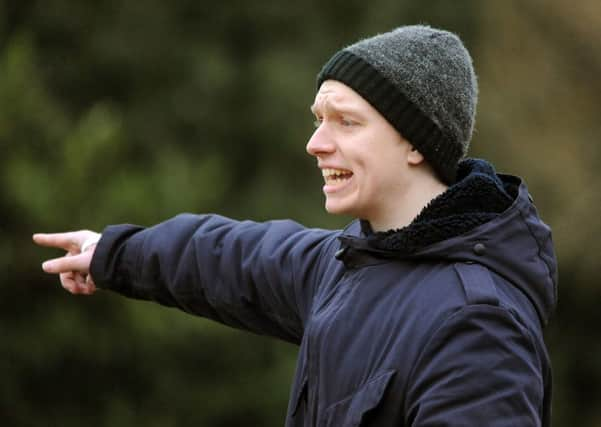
322 168 354 185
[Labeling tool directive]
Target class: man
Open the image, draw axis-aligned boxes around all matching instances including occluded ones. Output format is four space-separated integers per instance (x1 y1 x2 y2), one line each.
35 25 557 426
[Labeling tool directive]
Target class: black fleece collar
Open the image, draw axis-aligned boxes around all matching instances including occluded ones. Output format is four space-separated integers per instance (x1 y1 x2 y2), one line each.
356 159 514 257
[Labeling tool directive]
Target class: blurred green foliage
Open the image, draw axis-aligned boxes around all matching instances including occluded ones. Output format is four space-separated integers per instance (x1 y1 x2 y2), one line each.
2 0 600 425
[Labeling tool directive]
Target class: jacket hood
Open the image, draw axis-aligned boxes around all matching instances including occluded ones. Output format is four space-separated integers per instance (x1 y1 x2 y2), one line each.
338 158 558 326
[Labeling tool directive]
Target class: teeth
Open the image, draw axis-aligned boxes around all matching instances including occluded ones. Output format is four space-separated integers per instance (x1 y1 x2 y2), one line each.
321 168 351 177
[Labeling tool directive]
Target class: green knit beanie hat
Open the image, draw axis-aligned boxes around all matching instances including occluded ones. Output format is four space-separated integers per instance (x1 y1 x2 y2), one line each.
317 25 478 184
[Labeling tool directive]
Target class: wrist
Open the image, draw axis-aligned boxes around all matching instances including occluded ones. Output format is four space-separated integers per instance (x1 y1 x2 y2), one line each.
81 233 101 253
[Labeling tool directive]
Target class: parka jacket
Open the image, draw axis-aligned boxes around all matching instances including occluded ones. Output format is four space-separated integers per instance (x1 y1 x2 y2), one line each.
90 159 557 426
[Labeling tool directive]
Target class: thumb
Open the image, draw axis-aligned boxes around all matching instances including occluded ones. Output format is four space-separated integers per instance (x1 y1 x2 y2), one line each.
42 251 92 274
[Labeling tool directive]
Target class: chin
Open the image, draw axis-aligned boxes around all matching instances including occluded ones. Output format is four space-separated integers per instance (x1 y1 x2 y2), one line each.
324 200 356 217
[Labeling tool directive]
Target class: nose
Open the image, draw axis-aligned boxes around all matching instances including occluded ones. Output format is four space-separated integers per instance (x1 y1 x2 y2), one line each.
306 125 336 157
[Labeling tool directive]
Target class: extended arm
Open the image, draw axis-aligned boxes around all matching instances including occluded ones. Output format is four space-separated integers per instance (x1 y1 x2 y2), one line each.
37 214 338 343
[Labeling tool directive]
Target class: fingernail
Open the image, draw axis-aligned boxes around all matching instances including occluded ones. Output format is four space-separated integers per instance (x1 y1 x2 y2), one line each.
42 262 50 271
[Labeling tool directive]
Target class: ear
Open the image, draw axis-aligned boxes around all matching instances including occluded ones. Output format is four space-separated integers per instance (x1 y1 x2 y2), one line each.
407 146 425 165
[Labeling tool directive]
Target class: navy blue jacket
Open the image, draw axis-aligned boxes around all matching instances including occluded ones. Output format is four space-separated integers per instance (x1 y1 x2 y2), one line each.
90 160 557 426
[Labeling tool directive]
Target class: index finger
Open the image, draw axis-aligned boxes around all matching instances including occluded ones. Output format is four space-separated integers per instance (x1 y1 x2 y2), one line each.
33 232 83 252
42 252 91 274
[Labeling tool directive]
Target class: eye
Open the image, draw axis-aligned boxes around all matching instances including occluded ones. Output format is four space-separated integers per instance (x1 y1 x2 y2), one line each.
340 117 357 127
313 117 323 128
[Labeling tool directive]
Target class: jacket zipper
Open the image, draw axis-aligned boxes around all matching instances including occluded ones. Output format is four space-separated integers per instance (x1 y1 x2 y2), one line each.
307 313 319 426
306 270 355 425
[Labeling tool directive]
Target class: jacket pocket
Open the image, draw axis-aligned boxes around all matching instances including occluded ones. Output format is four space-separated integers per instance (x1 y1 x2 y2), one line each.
323 369 396 427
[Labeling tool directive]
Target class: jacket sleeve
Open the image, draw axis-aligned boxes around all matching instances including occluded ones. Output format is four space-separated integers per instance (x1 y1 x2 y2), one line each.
404 305 547 426
89 213 339 344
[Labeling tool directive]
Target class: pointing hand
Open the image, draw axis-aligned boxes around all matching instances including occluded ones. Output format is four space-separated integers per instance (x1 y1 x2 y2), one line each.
33 230 101 295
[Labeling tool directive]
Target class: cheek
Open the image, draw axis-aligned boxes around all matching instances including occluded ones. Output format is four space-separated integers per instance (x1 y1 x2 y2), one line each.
361 151 406 190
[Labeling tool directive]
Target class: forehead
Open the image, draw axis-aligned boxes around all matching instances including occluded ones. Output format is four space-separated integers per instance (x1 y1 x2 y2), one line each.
311 80 367 112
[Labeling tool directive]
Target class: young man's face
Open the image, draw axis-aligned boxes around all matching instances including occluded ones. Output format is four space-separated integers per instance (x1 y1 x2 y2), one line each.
307 80 414 222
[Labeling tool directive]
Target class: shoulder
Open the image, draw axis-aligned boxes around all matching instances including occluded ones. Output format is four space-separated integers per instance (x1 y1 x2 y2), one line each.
406 261 548 371
371 260 544 349
405 261 547 367
393 260 536 319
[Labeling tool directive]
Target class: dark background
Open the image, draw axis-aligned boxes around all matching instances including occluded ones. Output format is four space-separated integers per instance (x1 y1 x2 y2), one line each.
2 0 600 425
